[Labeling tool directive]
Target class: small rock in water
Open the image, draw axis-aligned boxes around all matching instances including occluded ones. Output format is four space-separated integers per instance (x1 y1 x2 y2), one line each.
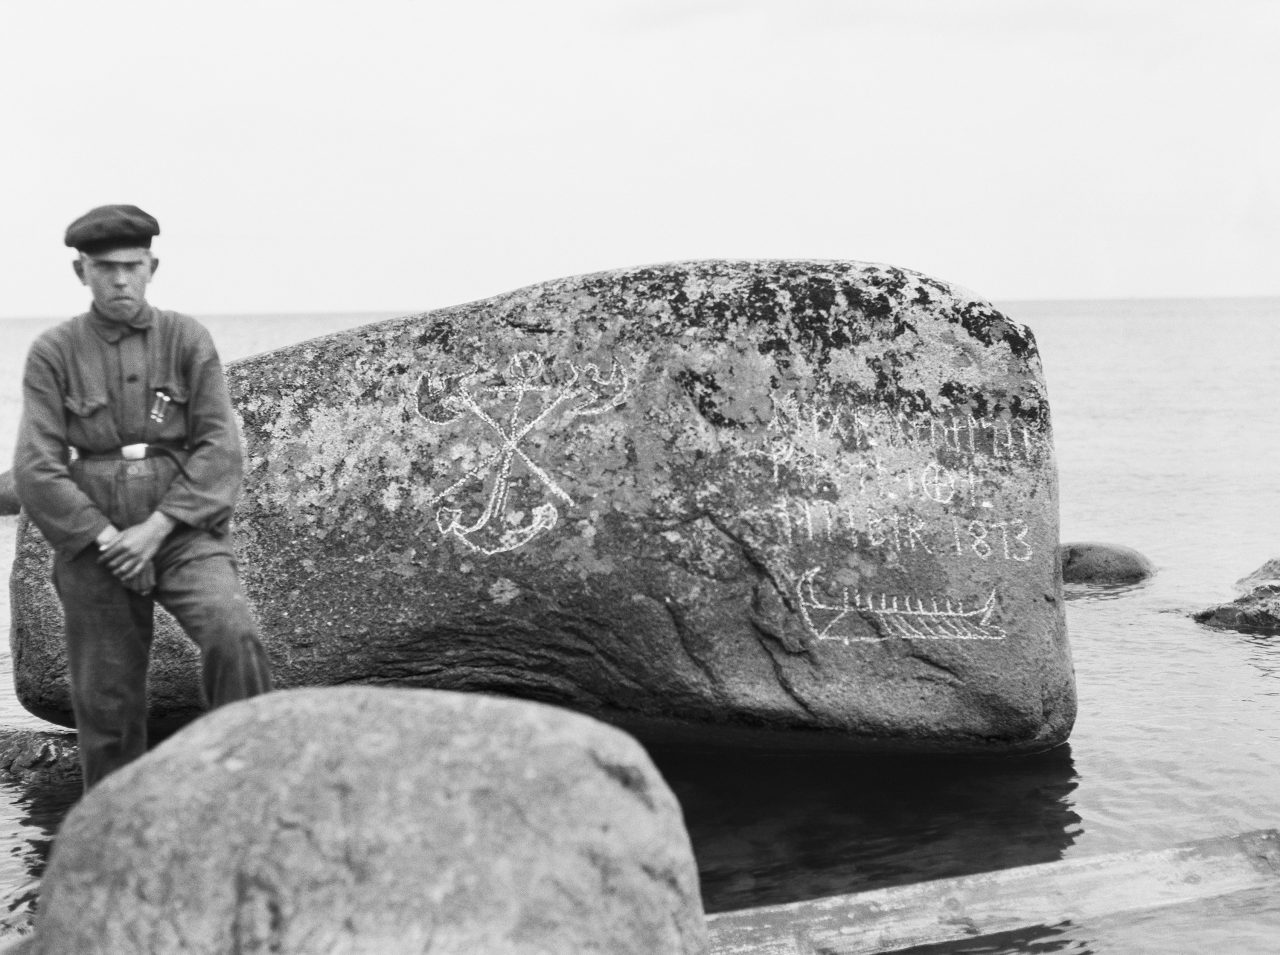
1195 559 1280 634
1060 542 1155 585
0 729 79 784
25 687 707 955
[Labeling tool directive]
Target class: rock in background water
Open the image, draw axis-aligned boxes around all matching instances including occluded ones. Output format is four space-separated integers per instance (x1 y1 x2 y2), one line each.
0 730 78 785
10 259 1074 753
1194 558 1280 634
1060 541 1155 585
24 687 706 954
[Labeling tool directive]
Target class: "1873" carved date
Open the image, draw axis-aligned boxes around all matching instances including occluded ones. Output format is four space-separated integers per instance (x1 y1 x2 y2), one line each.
950 517 1033 562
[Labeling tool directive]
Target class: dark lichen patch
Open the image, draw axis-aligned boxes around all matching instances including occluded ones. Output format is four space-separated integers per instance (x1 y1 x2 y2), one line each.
953 300 1036 360
675 369 740 429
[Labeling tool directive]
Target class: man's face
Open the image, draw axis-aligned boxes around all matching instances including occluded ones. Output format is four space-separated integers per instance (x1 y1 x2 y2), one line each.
73 247 159 323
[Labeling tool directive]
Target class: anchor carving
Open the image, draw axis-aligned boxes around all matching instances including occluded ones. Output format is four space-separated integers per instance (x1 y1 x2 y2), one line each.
416 351 631 555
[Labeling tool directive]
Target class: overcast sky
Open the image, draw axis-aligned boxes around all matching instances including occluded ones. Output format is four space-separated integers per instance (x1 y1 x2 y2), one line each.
2 0 1276 319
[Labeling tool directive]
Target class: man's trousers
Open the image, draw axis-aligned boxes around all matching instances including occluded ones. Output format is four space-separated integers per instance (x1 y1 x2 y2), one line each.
53 525 273 789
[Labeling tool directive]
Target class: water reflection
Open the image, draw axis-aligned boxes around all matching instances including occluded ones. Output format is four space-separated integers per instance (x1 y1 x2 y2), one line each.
0 775 80 937
1063 582 1150 602
649 743 1082 913
1227 634 1280 710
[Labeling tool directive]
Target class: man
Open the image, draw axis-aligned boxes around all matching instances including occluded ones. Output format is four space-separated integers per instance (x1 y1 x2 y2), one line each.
14 204 272 789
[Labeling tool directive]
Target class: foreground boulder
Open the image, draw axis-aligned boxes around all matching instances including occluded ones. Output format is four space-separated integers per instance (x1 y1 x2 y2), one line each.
11 259 1074 753
25 687 706 954
1194 559 1280 634
1060 542 1155 585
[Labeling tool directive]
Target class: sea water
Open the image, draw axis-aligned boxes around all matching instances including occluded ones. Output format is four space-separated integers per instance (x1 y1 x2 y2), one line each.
2 299 1279 951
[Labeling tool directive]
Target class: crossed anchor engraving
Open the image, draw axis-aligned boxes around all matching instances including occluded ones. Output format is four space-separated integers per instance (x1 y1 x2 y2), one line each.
416 351 631 555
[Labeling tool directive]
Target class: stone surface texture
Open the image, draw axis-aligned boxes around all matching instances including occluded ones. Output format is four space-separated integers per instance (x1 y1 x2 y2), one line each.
1059 542 1155 585
27 686 707 955
0 729 79 785
1195 559 1280 634
10 259 1074 753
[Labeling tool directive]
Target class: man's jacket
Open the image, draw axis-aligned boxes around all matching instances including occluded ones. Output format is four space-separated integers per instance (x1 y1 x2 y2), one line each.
14 305 243 558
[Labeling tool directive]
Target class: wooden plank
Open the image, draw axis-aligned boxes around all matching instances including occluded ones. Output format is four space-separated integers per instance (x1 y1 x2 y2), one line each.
706 829 1280 954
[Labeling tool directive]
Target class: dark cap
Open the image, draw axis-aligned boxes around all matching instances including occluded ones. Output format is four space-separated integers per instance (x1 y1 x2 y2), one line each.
64 204 160 255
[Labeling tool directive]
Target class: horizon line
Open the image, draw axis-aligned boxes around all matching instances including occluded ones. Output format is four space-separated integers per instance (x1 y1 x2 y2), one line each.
3 293 1278 323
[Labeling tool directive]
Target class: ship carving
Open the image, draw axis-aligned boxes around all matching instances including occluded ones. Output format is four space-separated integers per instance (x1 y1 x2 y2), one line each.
796 567 1008 644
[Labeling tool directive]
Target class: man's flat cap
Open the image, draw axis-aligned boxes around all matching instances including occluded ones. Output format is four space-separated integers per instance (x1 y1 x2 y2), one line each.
64 204 160 254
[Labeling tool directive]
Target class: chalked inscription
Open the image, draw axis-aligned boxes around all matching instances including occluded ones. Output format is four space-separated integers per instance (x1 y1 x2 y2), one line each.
414 351 632 555
413 349 1048 645
741 392 1046 644
797 569 1007 644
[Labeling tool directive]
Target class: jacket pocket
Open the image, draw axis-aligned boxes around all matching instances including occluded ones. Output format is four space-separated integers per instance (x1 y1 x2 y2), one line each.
64 394 109 417
155 383 190 404
63 394 118 450
148 382 190 439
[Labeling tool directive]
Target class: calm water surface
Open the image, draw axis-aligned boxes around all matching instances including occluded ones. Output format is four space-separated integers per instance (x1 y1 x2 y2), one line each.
2 299 1279 951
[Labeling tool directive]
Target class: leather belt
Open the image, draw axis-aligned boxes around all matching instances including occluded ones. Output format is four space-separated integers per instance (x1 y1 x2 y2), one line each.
68 443 192 479
69 442 186 463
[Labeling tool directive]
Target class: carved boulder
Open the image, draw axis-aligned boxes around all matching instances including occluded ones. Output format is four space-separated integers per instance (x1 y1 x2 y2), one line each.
26 687 706 955
10 260 1074 752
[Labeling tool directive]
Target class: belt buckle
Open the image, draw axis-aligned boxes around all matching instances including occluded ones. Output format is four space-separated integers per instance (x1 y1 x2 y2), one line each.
121 443 149 461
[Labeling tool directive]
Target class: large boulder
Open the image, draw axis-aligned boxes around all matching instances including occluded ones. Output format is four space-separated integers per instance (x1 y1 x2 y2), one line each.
1194 559 1280 634
10 260 1074 753
25 687 706 954
1059 541 1155 586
